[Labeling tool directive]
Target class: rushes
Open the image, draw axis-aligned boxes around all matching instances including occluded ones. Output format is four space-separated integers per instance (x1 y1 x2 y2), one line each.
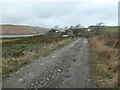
2 35 75 77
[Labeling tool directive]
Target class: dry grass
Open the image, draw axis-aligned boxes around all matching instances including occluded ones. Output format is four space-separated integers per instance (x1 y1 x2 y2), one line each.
89 34 119 88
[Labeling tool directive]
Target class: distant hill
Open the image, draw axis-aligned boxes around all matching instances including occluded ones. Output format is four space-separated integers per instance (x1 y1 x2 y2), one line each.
0 25 50 35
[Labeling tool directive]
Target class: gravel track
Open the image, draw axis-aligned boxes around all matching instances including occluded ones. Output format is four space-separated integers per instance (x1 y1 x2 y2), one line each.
3 38 93 88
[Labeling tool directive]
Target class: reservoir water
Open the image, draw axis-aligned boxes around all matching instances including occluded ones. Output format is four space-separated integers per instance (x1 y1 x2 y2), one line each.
0 33 46 38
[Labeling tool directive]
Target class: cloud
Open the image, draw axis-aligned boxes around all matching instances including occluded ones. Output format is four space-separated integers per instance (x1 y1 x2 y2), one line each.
0 0 118 28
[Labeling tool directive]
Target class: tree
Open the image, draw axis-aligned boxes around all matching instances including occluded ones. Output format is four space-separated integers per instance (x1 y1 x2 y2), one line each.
53 26 59 30
93 22 104 36
69 26 74 30
50 26 59 33
69 25 75 35
74 24 83 37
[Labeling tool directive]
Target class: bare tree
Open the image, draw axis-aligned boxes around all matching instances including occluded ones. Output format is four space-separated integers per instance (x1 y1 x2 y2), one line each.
53 26 59 30
93 22 104 35
67 26 75 37
74 24 83 37
50 26 59 33
69 26 74 30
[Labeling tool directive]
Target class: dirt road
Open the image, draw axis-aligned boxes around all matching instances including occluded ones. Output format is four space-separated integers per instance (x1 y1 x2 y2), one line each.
3 38 94 88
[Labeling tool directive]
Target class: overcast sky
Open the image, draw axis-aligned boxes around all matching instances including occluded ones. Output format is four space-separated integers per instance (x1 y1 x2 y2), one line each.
0 0 119 28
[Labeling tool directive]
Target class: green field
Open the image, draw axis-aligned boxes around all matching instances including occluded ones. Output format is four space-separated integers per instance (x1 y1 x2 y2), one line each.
103 26 118 32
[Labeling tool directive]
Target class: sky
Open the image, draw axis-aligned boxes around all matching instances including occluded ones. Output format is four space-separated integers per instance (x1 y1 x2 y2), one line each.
0 0 119 28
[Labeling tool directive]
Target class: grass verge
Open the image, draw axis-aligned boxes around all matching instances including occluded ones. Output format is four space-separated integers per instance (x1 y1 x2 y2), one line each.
89 33 119 88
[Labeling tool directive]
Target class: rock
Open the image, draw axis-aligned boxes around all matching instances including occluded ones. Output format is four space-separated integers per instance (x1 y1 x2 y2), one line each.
35 81 39 85
52 76 55 78
19 78 23 82
57 69 61 72
46 78 50 81
88 79 91 82
41 63 44 65
59 62 61 64
30 86 33 88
